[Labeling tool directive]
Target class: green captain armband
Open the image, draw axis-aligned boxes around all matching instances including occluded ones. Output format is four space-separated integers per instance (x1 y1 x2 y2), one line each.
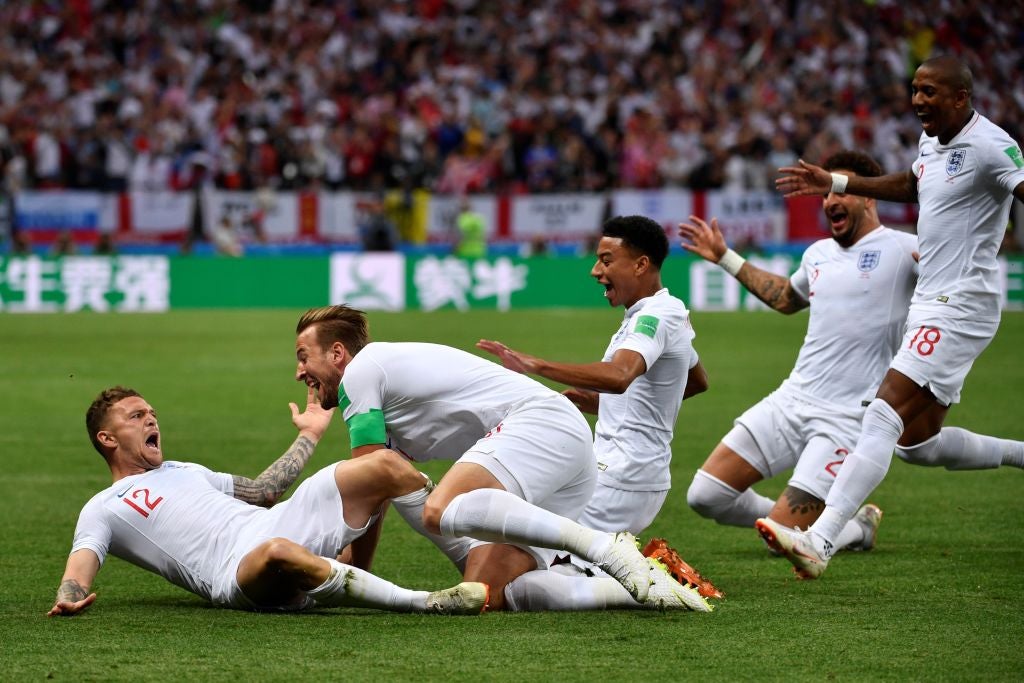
346 409 387 448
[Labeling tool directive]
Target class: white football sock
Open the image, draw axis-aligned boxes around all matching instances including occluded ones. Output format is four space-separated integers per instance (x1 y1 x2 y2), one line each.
814 399 903 553
835 518 866 550
391 483 473 572
687 469 775 526
897 427 1024 470
439 489 613 562
504 569 639 611
306 558 427 611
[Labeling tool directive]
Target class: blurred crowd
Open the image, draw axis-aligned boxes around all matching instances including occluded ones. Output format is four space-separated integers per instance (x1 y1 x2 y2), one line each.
1 0 1021 198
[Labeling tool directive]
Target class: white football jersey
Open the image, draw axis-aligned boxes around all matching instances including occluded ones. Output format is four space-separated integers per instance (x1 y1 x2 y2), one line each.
339 342 560 461
787 226 918 408
911 112 1024 320
593 289 696 491
70 461 252 601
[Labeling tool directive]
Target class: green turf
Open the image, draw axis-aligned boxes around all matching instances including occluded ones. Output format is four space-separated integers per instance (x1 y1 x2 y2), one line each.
2 309 1022 681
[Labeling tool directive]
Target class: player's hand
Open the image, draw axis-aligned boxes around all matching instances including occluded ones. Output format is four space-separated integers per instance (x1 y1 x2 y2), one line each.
776 159 831 197
291 383 335 442
476 340 538 374
563 388 599 414
47 592 96 617
678 215 728 263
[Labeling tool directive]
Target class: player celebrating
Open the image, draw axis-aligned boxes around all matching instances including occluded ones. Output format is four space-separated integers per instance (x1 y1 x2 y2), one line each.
478 214 715 611
49 386 488 617
679 151 916 551
294 306 663 611
763 55 1024 578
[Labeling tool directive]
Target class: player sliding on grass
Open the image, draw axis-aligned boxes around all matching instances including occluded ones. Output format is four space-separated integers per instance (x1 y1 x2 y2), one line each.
763 56 1024 578
477 214 720 609
48 386 488 617
679 150 916 556
293 305 702 611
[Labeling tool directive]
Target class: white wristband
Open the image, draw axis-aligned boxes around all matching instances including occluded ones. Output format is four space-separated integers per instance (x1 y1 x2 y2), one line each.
717 249 746 276
830 172 849 194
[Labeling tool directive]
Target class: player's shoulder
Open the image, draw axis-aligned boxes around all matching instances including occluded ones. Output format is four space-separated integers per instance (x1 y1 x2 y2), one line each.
637 289 689 319
873 226 917 248
802 238 836 260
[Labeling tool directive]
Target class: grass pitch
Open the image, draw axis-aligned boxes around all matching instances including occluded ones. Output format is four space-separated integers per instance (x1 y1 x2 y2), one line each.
1 308 1022 681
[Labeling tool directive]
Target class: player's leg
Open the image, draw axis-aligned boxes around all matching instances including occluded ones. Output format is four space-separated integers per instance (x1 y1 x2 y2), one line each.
896 403 1024 469
234 538 486 613
688 395 796 526
758 370 932 577
775 435 880 551
504 559 711 612
336 448 474 571
424 399 652 602
687 442 774 526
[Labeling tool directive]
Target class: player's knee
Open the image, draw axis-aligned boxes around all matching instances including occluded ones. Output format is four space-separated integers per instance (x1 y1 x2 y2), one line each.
257 537 309 570
422 494 448 535
894 432 942 467
370 449 422 492
687 469 740 521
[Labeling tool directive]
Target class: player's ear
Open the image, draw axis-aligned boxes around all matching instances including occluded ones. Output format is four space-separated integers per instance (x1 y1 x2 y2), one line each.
330 341 348 363
97 430 117 449
635 254 651 274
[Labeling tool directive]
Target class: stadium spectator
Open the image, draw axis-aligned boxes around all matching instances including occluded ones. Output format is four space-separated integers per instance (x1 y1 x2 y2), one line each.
0 1 1018 195
763 56 1024 579
292 305 667 610
679 151 916 555
48 385 488 617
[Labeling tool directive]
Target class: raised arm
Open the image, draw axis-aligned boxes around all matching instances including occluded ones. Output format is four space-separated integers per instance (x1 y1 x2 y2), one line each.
679 216 808 314
776 159 918 203
47 549 100 617
232 385 335 507
477 340 647 394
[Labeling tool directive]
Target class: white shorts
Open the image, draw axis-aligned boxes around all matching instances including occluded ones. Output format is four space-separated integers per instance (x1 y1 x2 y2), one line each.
722 387 862 500
213 464 372 609
576 483 668 536
458 393 596 568
890 306 998 406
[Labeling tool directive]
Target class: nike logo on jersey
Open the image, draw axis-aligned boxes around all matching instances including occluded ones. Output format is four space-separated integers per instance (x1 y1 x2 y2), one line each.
116 483 133 498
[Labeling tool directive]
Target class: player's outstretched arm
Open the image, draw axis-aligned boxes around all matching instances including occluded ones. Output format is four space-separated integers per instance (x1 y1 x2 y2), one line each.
47 550 99 617
233 385 334 507
679 216 807 315
478 339 646 394
776 159 917 203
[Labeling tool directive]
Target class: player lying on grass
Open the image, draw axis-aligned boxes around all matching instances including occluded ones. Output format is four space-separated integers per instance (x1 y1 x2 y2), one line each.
678 150 916 555
48 385 488 617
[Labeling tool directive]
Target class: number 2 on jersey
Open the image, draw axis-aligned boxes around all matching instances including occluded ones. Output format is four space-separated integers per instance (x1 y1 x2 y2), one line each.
908 326 942 356
123 488 164 518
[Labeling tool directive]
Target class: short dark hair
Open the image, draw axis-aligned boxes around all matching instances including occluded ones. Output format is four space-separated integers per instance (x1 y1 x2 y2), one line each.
822 150 883 178
920 55 973 96
296 305 370 355
86 386 142 456
601 215 669 269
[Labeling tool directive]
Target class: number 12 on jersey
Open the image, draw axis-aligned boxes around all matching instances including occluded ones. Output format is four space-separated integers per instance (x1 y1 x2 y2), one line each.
123 488 164 518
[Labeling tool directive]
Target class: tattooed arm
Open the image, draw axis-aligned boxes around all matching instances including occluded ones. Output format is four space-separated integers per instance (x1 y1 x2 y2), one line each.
734 261 808 314
679 215 809 315
48 549 100 617
233 385 335 507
